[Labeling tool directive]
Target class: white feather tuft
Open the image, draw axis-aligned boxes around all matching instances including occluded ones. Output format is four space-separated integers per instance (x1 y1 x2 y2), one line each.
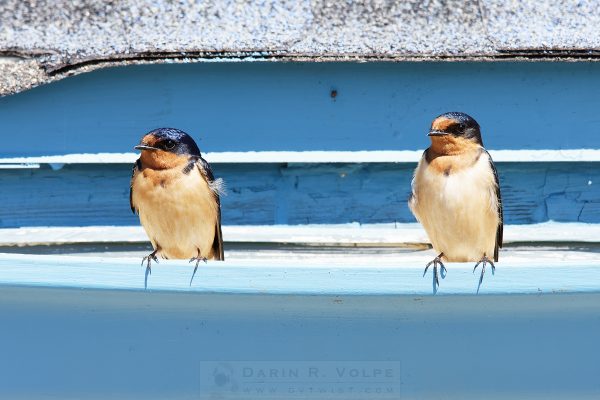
209 178 226 196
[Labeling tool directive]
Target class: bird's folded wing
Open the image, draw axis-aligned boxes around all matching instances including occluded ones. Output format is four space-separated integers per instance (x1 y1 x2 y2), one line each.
485 150 503 261
196 157 225 261
129 158 142 214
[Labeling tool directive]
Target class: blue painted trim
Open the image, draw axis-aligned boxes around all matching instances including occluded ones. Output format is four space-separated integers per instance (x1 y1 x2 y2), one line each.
0 162 598 227
0 254 598 295
2 62 600 157
1 287 599 398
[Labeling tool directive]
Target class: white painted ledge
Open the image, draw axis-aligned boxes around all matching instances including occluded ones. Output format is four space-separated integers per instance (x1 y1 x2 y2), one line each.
0 253 598 295
1 149 599 165
0 222 598 247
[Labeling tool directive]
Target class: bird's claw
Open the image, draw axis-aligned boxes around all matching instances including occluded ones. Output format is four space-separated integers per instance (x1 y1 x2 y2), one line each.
141 254 159 267
141 251 159 290
423 254 446 294
189 252 208 286
189 256 208 265
473 255 495 294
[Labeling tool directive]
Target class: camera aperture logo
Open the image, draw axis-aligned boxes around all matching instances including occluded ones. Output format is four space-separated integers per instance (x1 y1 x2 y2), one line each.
199 361 401 399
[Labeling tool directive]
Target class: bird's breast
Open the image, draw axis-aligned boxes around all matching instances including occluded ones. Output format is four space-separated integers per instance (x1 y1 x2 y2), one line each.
410 150 499 262
131 166 218 259
416 150 496 210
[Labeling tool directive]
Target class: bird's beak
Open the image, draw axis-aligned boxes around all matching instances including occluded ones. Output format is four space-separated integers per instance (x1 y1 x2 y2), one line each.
134 144 159 151
428 130 449 137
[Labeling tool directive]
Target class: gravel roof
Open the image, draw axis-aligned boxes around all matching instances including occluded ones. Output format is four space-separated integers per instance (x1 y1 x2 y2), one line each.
2 0 600 96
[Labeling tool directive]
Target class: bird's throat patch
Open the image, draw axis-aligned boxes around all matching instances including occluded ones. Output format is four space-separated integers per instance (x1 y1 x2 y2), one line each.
426 146 483 175
428 135 479 157
140 149 187 170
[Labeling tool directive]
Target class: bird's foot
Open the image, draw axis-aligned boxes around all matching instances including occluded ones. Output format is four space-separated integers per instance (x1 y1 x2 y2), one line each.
189 251 208 286
141 250 159 289
423 253 446 294
473 255 495 294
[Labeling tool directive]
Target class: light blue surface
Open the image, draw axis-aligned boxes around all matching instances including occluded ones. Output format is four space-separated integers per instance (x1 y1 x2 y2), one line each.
1 161 598 227
0 279 599 398
1 254 599 399
2 62 599 399
1 253 599 295
1 62 600 157
1 62 599 226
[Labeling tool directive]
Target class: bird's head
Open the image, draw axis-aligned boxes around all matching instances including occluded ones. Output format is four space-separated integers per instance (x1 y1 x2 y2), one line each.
135 128 201 169
427 112 483 155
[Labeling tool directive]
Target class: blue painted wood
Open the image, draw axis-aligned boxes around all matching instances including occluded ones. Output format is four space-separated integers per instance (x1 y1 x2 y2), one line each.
0 162 598 227
1 253 599 294
0 286 598 398
1 62 600 157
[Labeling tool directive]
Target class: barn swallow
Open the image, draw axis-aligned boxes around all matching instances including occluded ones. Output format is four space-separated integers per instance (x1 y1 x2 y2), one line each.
130 128 224 288
409 112 503 294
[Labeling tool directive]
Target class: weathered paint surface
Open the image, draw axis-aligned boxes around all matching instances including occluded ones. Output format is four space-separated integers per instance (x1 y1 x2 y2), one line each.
1 62 600 157
0 162 598 227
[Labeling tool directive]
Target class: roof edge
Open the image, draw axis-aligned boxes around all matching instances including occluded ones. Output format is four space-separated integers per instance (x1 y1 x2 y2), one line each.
4 50 600 97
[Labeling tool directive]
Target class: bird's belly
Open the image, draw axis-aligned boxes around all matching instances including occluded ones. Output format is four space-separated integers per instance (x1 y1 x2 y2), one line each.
132 170 217 259
413 166 499 262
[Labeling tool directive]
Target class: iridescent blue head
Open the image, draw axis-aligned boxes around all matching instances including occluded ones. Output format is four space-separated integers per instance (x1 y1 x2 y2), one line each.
135 128 201 156
428 112 483 146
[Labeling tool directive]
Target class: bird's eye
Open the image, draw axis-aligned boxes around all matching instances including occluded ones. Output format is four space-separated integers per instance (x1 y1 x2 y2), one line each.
164 140 176 150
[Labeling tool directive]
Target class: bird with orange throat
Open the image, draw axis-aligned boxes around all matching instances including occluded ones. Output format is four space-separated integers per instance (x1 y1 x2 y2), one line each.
130 128 224 288
409 112 503 293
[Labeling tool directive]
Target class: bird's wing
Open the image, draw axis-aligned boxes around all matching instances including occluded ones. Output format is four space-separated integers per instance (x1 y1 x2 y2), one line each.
408 150 427 213
485 150 503 262
130 158 141 214
196 156 225 261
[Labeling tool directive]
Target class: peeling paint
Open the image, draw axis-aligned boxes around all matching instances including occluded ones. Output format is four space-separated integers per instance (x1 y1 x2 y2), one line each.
0 162 597 228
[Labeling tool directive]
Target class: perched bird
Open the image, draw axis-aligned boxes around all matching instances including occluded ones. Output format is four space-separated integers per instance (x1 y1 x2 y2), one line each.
409 112 503 293
130 128 224 288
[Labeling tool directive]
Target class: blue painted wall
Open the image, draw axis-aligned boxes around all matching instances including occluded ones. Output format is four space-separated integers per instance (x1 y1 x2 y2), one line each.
0 162 597 227
1 288 599 399
1 62 600 157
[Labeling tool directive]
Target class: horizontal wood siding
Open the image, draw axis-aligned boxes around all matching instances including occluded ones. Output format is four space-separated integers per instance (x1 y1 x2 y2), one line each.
1 62 600 157
0 162 597 227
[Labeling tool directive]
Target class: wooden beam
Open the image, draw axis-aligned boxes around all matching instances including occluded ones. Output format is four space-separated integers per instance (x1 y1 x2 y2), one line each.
2 62 600 157
0 161 598 226
1 285 598 398
0 253 599 294
0 222 599 246
1 252 598 398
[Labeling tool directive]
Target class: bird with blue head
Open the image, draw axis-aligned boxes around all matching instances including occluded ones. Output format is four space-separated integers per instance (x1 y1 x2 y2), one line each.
130 128 224 288
409 112 503 294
